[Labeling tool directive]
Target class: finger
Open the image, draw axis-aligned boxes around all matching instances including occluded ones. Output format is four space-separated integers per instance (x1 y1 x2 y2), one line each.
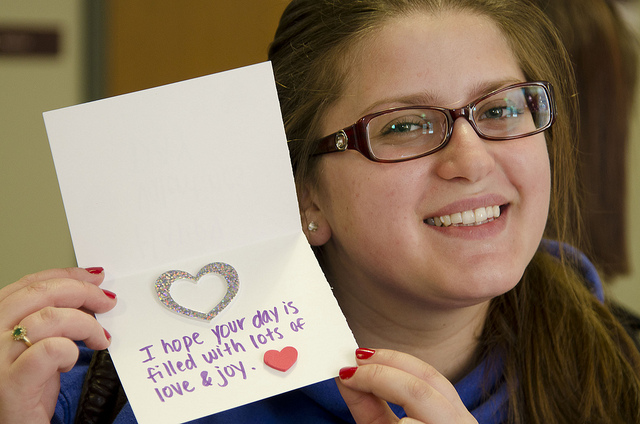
4 307 111 362
7 337 79 392
0 277 116 327
25 307 112 349
0 267 105 301
2 337 80 421
355 349 466 409
336 376 400 424
338 364 465 424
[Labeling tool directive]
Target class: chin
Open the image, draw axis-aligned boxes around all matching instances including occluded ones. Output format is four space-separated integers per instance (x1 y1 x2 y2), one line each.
442 266 524 307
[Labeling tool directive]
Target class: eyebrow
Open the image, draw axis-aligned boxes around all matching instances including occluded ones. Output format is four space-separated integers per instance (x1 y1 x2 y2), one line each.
467 78 524 101
360 78 524 114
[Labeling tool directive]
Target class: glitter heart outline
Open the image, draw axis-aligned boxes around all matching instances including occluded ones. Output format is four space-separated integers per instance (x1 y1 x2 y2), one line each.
155 262 239 321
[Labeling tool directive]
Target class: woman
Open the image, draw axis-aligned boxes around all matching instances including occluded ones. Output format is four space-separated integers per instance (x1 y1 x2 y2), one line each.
1 0 639 423
269 0 640 422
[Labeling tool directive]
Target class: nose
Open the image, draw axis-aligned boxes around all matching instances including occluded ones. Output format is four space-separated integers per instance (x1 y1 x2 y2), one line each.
433 117 495 182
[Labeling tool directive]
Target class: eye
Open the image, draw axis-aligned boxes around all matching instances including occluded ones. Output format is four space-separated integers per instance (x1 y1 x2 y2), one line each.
482 106 505 119
478 104 522 120
385 121 424 134
379 115 434 138
367 109 445 153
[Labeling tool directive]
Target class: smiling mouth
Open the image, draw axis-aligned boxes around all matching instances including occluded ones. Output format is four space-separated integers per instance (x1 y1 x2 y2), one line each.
424 205 503 227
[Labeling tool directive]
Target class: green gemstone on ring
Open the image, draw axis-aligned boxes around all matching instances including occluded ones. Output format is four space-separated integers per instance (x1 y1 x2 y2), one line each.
12 326 26 340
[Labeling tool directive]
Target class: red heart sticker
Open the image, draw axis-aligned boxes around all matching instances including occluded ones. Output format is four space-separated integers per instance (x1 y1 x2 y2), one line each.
263 346 298 372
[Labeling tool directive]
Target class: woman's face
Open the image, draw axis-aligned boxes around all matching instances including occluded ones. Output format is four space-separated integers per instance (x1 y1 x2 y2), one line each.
306 11 550 310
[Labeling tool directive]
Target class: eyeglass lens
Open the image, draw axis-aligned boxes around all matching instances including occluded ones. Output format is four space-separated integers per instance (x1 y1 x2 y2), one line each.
366 84 551 161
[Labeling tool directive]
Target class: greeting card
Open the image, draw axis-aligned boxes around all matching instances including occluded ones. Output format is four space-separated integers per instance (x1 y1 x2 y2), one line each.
43 62 357 424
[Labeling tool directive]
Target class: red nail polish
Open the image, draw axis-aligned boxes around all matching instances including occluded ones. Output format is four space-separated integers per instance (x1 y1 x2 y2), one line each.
339 366 358 380
356 348 375 360
85 267 104 275
104 328 112 341
102 289 117 299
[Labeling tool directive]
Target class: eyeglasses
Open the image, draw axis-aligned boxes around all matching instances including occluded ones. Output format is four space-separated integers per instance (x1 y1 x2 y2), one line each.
309 81 555 163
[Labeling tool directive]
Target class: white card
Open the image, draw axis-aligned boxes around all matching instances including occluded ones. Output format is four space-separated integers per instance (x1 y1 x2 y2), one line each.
43 62 357 424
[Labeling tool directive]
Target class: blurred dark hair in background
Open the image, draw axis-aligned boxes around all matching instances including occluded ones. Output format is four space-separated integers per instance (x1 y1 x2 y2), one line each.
530 0 639 279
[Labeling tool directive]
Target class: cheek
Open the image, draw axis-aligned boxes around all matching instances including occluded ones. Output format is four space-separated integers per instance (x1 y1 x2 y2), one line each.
316 161 365 233
530 143 551 204
318 159 412 236
506 138 551 220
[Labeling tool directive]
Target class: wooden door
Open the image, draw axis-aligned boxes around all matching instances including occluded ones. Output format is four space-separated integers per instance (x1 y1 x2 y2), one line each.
106 0 289 96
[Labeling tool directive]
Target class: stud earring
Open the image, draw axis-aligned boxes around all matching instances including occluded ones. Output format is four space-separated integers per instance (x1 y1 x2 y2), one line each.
307 221 318 232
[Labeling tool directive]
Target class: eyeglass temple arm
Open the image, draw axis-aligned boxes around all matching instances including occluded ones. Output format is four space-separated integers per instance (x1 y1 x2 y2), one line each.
313 125 359 156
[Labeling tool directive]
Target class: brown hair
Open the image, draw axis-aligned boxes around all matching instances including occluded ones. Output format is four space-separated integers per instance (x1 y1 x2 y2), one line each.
531 0 639 279
269 0 640 422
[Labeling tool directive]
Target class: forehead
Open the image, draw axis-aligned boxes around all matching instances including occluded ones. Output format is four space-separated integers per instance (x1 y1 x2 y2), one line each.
336 11 524 116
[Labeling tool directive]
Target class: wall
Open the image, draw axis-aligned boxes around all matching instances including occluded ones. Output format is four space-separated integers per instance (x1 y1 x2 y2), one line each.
609 0 640 312
606 0 640 314
0 0 85 283
610 86 640 313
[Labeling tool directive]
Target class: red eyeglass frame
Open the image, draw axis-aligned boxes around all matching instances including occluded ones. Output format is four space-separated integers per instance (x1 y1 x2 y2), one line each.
308 81 556 163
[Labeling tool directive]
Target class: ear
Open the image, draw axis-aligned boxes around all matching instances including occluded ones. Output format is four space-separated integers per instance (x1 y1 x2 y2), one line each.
297 182 332 246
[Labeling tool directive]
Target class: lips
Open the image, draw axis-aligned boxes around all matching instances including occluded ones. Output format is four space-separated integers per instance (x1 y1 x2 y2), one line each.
425 205 502 227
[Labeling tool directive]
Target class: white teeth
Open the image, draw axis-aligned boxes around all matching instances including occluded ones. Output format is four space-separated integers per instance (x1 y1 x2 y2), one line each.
430 205 502 227
461 210 475 224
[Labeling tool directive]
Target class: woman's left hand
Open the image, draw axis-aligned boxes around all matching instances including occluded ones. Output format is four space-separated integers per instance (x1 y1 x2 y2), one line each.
336 348 478 424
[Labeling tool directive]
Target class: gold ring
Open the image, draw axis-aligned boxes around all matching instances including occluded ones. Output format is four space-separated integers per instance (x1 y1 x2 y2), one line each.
12 325 32 347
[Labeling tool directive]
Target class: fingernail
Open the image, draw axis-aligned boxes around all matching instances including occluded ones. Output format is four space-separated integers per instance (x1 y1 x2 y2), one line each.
355 348 375 360
103 328 112 341
102 289 117 299
339 366 358 380
85 267 104 275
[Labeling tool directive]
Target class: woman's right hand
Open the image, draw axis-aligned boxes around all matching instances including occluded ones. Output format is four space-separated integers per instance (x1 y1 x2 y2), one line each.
336 349 478 424
0 267 117 423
